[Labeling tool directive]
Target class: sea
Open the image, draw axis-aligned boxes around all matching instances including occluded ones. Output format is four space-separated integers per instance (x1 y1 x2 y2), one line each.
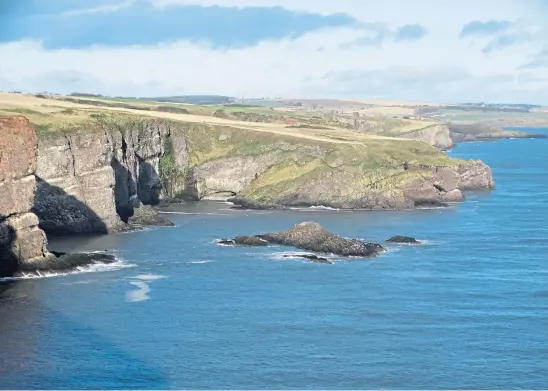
0 129 547 390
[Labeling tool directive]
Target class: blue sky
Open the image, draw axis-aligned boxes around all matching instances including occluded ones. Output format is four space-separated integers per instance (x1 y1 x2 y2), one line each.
1 0 547 103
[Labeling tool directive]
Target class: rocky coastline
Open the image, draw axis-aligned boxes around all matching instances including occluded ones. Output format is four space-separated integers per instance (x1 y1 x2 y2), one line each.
0 113 498 276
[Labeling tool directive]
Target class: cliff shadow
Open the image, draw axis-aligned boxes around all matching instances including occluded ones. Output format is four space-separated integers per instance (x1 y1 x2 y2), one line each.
0 215 18 278
110 156 163 223
32 176 108 235
111 156 137 223
137 157 162 206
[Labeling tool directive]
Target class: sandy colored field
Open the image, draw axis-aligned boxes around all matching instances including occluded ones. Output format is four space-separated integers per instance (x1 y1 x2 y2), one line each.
0 93 410 145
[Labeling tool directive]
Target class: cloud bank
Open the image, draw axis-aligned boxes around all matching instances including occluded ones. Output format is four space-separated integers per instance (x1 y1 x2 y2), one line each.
1 0 547 103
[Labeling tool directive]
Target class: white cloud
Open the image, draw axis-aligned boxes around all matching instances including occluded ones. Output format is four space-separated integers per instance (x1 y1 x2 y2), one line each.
1 0 548 103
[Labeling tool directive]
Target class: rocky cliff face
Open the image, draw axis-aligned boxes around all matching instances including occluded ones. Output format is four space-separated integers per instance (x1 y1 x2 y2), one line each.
0 117 51 276
171 123 495 209
11 115 496 239
34 118 171 234
105 119 169 220
35 127 121 233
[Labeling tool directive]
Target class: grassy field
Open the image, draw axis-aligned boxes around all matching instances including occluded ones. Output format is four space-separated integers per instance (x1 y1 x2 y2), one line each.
0 92 419 144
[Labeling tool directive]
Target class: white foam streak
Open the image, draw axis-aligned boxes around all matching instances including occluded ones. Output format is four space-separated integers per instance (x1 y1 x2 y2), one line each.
0 259 135 282
125 281 151 303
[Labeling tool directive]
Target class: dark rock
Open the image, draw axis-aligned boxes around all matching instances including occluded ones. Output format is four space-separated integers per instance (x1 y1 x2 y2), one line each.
18 251 116 273
386 235 420 244
128 205 175 227
233 236 268 246
217 239 235 246
259 222 385 257
282 254 334 264
413 200 449 208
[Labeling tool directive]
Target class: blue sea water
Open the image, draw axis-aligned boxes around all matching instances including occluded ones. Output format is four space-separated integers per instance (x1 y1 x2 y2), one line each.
0 130 547 390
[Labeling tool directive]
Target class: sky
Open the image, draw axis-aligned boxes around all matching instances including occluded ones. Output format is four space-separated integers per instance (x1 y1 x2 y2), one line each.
1 0 548 103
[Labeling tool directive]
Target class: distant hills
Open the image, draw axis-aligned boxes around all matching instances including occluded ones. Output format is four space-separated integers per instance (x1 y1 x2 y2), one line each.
70 93 234 105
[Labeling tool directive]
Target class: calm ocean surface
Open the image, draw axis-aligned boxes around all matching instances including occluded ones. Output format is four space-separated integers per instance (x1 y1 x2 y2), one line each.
1 129 547 389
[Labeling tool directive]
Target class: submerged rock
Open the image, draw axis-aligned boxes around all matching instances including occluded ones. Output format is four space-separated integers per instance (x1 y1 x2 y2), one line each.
386 236 420 244
259 222 384 257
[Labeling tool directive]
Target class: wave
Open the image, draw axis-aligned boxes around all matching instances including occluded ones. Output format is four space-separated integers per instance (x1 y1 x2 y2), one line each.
214 239 234 247
289 205 343 212
308 205 341 211
0 259 136 282
187 260 213 264
269 251 338 263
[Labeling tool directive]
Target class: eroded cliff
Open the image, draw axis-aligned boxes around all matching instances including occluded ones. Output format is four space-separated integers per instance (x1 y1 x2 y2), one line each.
34 117 171 234
169 121 494 209
0 117 51 276
8 113 496 240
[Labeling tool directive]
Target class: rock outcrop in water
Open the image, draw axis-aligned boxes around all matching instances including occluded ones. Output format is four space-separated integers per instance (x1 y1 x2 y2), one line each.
20 251 116 275
128 205 175 227
386 236 419 244
226 222 385 258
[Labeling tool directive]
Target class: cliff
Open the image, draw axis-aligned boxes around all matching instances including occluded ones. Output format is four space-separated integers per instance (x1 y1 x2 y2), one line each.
0 117 51 276
34 115 494 215
169 121 494 208
396 124 454 151
34 117 171 234
2 106 496 240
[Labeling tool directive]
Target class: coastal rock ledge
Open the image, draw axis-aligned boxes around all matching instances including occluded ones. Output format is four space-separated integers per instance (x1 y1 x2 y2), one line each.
222 222 385 258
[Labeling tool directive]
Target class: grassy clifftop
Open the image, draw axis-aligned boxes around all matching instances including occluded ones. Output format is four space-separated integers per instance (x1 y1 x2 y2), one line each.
1 92 471 209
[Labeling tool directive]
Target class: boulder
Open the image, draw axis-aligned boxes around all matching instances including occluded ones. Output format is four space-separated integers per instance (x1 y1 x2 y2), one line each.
128 205 175 227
